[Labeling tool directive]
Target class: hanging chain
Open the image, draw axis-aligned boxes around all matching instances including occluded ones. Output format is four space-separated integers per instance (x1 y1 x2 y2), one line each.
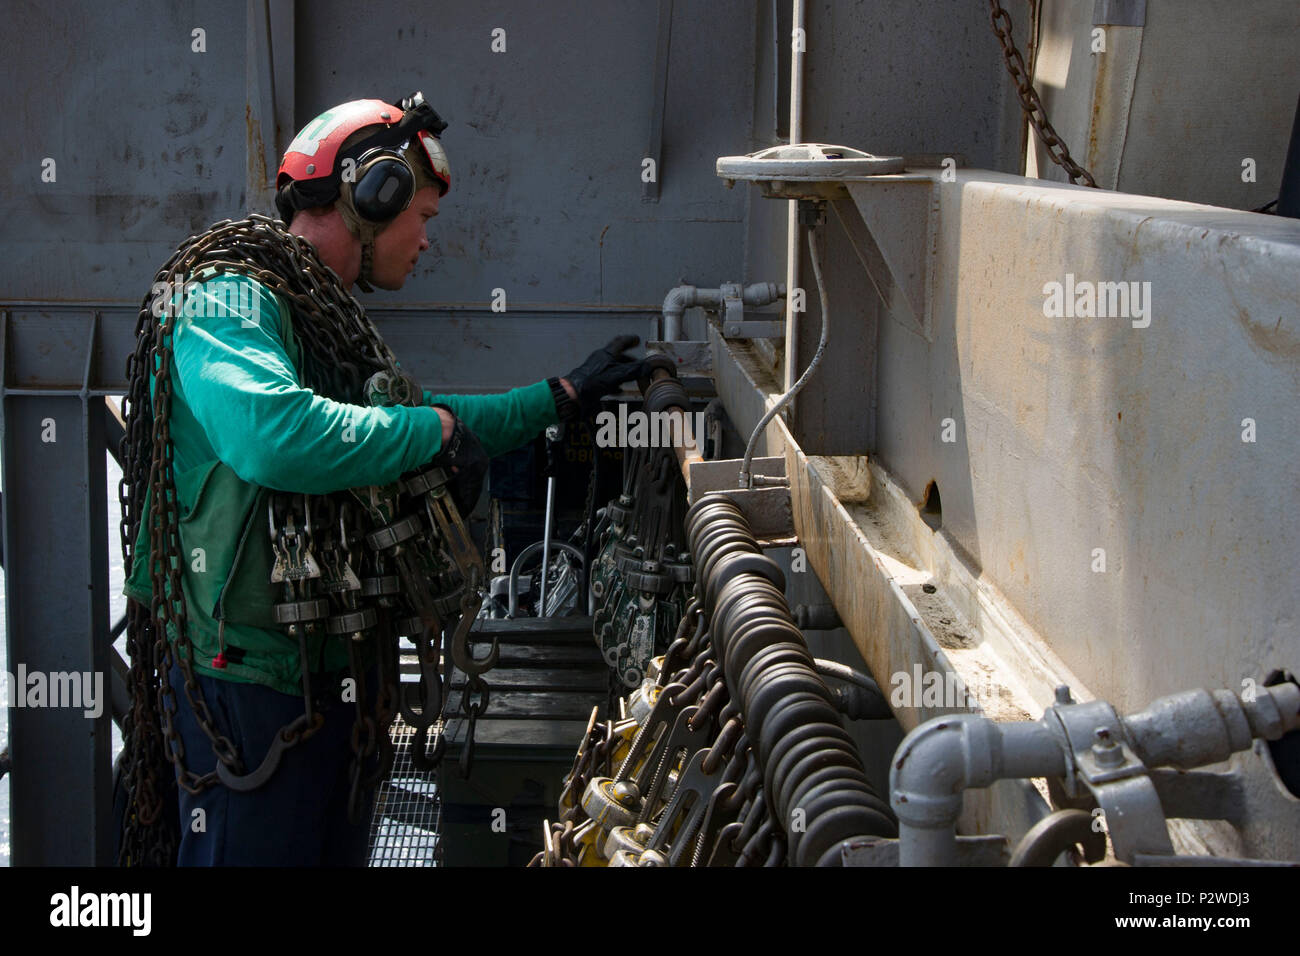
988 0 1098 188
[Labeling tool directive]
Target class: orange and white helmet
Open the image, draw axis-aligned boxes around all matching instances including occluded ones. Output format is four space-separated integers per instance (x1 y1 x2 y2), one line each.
276 93 450 288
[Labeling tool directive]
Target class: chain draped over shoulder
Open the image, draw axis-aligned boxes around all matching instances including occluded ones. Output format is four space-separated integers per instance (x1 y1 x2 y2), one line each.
116 215 490 866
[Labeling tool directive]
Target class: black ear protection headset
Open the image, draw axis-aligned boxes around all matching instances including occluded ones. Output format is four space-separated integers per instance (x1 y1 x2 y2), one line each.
344 93 449 221
276 92 448 224
349 146 419 222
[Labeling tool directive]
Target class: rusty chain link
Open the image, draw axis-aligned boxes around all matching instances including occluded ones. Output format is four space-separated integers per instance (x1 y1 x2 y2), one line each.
988 0 1098 187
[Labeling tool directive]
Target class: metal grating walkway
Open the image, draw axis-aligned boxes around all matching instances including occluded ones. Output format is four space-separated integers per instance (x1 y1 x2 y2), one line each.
366 618 609 865
367 715 443 867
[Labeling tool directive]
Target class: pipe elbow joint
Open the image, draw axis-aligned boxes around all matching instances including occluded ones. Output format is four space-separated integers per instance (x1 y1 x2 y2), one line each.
890 714 1000 829
661 284 697 321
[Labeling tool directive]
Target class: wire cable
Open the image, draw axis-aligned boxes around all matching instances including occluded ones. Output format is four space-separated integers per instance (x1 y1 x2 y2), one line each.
738 222 830 488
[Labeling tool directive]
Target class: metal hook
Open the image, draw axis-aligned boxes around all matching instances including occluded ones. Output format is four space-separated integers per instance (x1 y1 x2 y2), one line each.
449 587 497 676
410 722 447 771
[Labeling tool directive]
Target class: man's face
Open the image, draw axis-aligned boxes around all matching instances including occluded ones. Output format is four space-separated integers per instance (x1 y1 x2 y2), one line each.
369 185 440 290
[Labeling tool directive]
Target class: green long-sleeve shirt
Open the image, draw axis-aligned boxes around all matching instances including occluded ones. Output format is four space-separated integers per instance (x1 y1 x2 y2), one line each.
125 272 558 694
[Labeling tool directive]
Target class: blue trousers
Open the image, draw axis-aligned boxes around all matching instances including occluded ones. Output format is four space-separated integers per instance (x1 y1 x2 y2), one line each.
167 662 375 866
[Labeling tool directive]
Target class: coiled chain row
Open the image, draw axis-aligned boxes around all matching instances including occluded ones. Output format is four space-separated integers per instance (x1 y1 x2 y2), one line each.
531 493 895 866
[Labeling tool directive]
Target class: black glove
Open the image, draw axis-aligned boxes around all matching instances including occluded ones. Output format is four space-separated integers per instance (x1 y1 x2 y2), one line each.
431 405 489 517
564 334 643 414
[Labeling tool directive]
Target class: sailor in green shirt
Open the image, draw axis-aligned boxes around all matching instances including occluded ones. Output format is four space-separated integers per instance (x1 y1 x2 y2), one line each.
118 93 642 866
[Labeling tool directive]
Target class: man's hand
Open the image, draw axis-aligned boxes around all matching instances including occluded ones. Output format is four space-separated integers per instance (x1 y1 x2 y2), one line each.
430 405 488 516
564 334 643 414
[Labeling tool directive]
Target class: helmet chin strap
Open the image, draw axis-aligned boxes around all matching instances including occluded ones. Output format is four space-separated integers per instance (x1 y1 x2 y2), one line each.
356 225 380 293
336 196 380 292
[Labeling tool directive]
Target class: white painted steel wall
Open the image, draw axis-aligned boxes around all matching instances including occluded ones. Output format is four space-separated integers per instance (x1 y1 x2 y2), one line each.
858 170 1300 716
1030 0 1299 209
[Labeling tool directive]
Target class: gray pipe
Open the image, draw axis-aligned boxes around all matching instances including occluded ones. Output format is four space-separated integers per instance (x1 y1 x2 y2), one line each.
661 282 785 342
661 285 714 342
797 604 844 630
890 715 1069 867
786 0 806 390
890 683 1300 867
740 281 786 306
1122 684 1300 770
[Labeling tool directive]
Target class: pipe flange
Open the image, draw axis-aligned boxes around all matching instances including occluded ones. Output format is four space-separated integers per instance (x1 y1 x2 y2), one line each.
1044 698 1130 799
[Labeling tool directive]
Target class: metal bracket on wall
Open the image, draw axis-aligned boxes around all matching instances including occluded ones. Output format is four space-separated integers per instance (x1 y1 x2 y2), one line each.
719 317 784 339
839 174 941 342
717 281 784 339
841 835 1010 867
714 143 945 343
1045 695 1176 863
686 455 793 542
